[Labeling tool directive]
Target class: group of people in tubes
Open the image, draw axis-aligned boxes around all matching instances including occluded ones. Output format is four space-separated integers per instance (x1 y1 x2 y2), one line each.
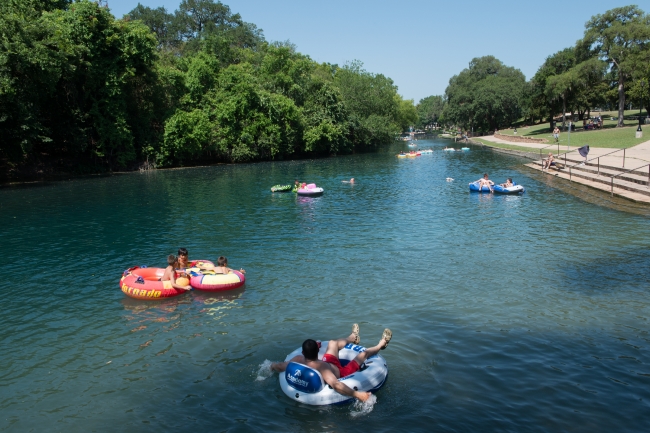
125 250 393 405
161 248 246 291
475 173 513 193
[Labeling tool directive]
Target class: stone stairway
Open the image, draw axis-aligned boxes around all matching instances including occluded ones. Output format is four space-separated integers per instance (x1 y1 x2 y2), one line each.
525 152 650 203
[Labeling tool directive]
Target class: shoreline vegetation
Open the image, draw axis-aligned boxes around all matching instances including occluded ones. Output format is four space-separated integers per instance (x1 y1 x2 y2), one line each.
3 3 649 183
416 5 650 157
0 0 418 183
451 108 649 153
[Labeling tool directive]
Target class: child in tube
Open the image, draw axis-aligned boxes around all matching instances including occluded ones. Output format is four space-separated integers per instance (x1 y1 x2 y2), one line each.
212 256 246 274
162 255 191 290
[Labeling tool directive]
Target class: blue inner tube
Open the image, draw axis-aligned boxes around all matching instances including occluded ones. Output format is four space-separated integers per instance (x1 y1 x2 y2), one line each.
493 183 525 194
469 181 492 192
279 342 388 405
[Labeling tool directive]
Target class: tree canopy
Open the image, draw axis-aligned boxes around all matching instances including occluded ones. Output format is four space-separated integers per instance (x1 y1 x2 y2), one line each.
442 56 526 133
0 0 414 179
583 5 650 126
416 95 445 129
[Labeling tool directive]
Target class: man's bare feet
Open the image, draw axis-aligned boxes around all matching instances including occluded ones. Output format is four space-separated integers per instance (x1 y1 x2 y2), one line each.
351 323 360 344
380 328 392 350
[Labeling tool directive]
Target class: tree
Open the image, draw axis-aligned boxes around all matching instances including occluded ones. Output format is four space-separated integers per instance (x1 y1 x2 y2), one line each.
395 97 417 132
530 48 575 129
443 56 526 133
583 5 650 126
126 4 175 49
0 0 159 169
416 95 444 129
334 61 401 149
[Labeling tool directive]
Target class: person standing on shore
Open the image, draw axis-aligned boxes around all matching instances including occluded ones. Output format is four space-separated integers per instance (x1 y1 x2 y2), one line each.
553 126 560 143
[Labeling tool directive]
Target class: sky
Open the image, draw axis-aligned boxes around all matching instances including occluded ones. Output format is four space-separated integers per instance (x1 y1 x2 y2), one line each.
105 0 632 103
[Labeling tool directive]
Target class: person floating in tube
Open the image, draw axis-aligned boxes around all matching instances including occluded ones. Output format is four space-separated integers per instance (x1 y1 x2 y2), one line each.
477 173 494 192
270 324 392 402
177 247 189 269
212 256 245 274
162 255 191 290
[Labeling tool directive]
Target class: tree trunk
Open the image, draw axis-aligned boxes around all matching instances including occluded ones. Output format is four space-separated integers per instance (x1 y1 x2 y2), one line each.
617 71 625 127
562 96 566 130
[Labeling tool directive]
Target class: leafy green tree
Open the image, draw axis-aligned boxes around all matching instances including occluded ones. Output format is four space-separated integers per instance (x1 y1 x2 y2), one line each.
1 0 414 176
0 0 158 170
209 63 300 162
529 48 574 129
161 108 212 165
444 56 526 133
583 5 650 126
125 4 175 49
334 61 401 149
395 97 417 132
416 95 445 129
627 37 650 115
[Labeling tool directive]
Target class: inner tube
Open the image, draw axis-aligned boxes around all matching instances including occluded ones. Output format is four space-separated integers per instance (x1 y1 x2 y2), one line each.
296 184 324 196
271 184 292 192
493 183 525 194
279 342 388 405
189 268 245 291
469 181 493 192
119 266 188 300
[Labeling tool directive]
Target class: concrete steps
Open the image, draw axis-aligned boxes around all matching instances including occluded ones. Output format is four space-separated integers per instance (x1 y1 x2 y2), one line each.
525 156 650 203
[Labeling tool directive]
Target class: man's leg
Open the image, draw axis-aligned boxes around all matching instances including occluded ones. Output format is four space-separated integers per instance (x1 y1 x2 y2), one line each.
325 324 360 357
352 329 392 365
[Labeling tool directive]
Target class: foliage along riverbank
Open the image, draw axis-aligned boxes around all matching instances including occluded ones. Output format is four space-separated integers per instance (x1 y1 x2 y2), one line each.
0 0 417 182
415 5 650 136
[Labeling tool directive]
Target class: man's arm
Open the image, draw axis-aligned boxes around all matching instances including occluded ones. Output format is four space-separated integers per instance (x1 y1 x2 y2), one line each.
321 369 371 402
270 355 304 372
270 361 289 372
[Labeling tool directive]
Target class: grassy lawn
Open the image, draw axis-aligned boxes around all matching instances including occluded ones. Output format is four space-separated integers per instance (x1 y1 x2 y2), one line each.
497 110 649 149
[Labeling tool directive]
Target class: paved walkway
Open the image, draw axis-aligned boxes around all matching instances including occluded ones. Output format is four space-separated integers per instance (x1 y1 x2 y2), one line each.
479 134 650 168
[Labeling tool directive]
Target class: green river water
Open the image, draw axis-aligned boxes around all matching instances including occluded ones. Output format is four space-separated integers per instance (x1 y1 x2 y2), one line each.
1 138 649 432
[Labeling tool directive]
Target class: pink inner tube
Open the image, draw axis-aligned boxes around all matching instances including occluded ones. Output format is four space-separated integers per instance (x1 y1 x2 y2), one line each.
190 270 246 291
297 185 324 195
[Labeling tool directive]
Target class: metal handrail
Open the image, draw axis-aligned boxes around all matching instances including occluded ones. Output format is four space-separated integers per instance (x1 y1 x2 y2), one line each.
566 148 628 180
610 163 650 196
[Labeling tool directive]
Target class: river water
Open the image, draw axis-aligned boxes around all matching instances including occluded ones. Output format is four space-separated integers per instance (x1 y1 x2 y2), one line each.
1 138 649 432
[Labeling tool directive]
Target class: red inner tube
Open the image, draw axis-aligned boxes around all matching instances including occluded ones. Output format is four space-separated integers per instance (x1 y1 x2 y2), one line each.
119 267 186 300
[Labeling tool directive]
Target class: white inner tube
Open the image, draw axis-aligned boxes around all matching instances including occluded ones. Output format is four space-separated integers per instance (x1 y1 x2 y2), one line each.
279 342 388 405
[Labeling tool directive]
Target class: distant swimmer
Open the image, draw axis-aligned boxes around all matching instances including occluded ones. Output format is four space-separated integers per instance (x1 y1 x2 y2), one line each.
342 178 355 183
446 177 454 182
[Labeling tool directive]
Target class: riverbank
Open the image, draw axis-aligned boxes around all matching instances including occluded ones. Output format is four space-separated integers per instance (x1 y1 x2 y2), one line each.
469 132 650 204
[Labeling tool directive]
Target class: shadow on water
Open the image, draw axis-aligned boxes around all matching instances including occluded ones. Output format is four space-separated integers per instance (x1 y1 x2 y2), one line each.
555 247 650 294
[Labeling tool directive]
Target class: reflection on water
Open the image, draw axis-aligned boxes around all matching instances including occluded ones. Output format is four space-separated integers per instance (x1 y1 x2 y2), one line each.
1 138 649 432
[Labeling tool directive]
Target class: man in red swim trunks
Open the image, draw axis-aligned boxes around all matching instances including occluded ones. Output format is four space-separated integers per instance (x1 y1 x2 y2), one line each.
271 324 392 402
